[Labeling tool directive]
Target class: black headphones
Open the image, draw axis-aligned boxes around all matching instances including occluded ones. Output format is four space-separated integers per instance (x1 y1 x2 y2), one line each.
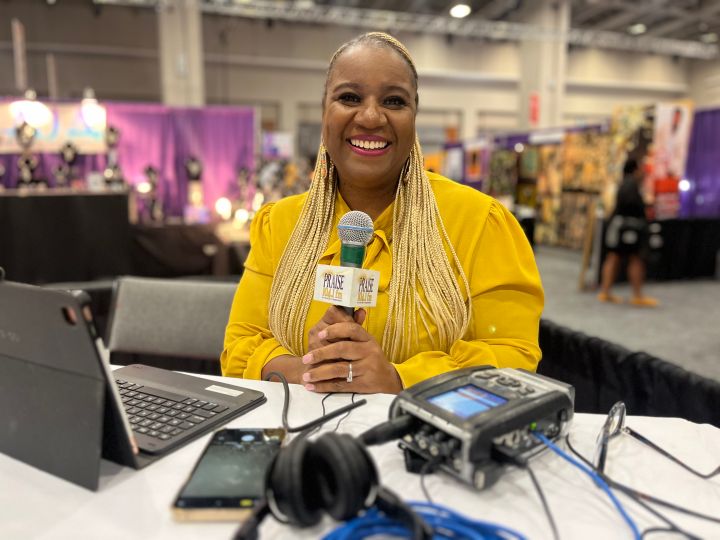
234 432 431 539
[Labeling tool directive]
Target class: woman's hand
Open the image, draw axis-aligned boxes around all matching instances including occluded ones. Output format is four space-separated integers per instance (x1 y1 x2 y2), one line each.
260 354 305 385
307 305 355 352
301 308 403 394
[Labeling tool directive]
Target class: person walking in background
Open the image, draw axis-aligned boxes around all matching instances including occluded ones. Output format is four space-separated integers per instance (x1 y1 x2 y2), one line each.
598 158 658 307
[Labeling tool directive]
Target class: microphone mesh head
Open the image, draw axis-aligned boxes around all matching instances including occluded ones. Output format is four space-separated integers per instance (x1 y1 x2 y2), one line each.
338 211 374 246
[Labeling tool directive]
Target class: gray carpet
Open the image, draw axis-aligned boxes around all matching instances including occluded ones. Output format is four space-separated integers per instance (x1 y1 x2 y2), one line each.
535 246 720 382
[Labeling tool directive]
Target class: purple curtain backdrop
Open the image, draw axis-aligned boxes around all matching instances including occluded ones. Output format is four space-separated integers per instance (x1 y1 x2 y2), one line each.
681 108 720 218
1 101 255 217
170 106 255 215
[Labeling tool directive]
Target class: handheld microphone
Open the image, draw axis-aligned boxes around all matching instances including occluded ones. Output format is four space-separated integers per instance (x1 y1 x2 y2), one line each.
337 211 374 316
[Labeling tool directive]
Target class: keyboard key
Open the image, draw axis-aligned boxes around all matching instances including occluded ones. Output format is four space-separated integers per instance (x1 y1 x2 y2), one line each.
144 396 158 403
137 411 150 418
182 405 197 413
172 403 185 410
168 419 182 426
193 409 216 419
139 419 153 427
156 407 169 414
160 425 174 434
146 404 160 412
159 434 171 440
202 402 218 411
127 407 141 415
148 413 161 421
195 400 209 408
137 427 149 434
127 399 141 407
128 416 141 424
116 379 126 385
162 400 176 407
182 398 198 405
170 428 183 436
166 410 179 417
213 405 228 413
149 422 163 430
148 430 161 438
178 421 195 430
126 391 138 397
135 393 148 400
157 415 171 424
176 413 190 420
127 384 143 391
189 415 206 424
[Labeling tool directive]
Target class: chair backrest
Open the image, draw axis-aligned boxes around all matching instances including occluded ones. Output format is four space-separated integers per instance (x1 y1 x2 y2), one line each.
106 276 237 361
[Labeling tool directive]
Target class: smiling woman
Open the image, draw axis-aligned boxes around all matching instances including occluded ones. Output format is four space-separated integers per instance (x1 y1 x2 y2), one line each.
221 32 544 395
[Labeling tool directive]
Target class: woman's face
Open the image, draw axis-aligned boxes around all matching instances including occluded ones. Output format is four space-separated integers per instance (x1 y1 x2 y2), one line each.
322 44 417 192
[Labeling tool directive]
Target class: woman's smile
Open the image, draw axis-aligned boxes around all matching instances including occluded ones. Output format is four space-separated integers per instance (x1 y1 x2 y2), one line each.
348 135 392 156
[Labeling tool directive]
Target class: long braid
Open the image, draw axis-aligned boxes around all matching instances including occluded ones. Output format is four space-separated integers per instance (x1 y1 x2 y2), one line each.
268 32 471 361
268 146 336 354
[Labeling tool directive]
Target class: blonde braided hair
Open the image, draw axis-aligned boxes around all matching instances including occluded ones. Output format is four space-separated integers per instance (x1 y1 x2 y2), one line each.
268 32 471 362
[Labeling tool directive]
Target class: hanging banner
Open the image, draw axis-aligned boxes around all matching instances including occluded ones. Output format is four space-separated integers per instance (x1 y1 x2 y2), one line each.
0 102 107 154
464 138 491 186
649 101 693 219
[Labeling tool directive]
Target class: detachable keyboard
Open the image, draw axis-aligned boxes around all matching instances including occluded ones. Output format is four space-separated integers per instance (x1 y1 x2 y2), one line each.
116 379 231 454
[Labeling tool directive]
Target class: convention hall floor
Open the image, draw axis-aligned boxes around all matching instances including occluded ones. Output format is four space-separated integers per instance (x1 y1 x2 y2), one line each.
535 246 720 382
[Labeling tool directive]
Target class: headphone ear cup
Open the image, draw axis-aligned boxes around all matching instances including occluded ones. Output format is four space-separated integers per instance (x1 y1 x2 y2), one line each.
267 436 323 527
313 433 378 521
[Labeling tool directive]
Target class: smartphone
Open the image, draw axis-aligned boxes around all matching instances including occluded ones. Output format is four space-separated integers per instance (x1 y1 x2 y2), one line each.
172 428 285 522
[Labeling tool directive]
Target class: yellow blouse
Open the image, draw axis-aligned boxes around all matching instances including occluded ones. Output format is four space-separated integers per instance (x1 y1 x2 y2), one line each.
221 172 544 388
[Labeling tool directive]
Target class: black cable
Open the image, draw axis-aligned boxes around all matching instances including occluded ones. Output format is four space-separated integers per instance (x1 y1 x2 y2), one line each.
300 393 335 440
565 434 707 538
232 500 269 540
641 527 691 539
332 392 357 432
419 457 441 504
525 463 560 540
264 371 366 434
359 414 418 446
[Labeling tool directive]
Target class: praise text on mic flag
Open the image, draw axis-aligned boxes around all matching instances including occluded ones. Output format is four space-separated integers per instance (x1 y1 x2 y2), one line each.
313 264 380 308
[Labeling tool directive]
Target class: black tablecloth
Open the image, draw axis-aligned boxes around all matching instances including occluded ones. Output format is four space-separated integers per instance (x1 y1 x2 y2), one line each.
538 319 720 427
0 191 132 284
599 218 720 282
131 223 245 277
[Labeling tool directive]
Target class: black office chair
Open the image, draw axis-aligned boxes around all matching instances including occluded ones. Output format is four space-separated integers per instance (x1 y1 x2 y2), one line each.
105 276 238 375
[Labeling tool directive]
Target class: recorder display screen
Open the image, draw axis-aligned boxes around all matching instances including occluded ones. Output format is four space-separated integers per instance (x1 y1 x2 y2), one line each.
428 384 508 419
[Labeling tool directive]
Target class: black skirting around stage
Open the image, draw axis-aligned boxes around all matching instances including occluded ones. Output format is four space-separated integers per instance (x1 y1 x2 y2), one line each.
0 191 132 284
599 217 720 282
538 319 720 428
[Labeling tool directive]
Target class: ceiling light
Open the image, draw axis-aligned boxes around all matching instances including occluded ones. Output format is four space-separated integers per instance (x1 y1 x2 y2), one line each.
627 23 647 36
449 4 471 19
700 32 718 43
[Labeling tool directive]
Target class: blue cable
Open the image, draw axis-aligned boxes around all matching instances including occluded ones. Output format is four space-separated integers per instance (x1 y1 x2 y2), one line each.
532 432 641 540
323 501 527 540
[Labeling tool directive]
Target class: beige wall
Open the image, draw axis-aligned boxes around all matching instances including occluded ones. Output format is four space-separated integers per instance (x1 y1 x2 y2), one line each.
689 58 720 109
3 0 717 140
564 48 690 125
0 0 159 101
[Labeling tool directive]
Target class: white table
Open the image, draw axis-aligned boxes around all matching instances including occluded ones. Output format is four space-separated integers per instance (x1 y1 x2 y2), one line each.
1 375 719 540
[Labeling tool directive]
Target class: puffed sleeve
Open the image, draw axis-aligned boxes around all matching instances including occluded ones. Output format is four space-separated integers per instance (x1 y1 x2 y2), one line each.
393 200 544 388
221 203 293 379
